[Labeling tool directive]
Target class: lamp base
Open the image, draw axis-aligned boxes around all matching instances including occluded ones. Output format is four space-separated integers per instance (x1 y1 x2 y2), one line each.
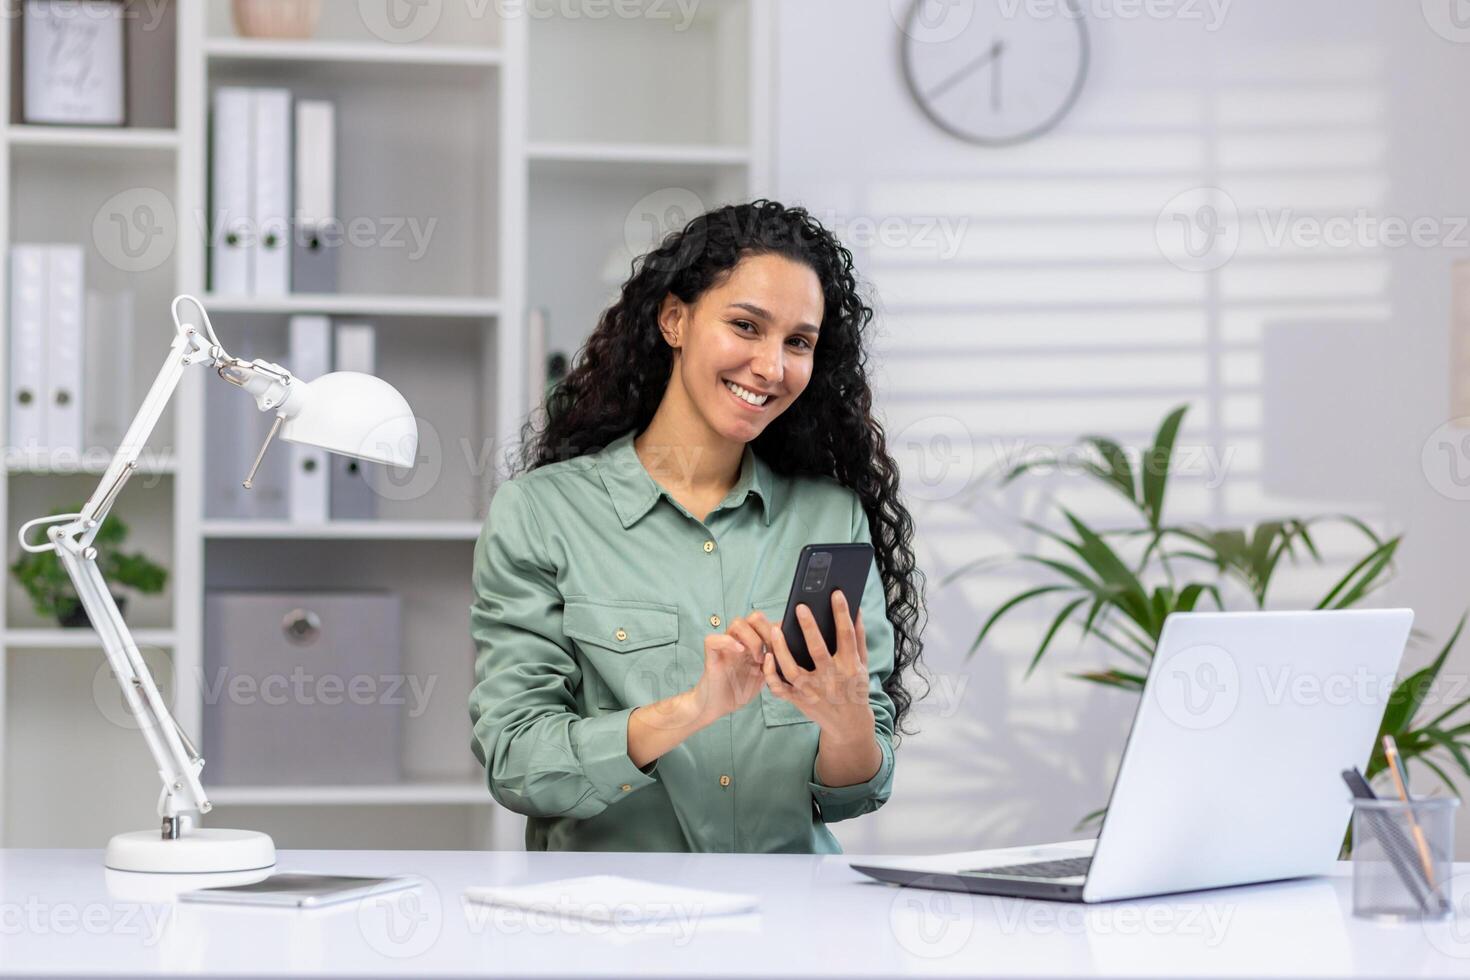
105 827 277 874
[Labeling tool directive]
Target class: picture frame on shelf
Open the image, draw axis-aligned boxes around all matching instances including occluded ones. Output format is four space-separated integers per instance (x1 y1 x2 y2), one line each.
22 0 128 127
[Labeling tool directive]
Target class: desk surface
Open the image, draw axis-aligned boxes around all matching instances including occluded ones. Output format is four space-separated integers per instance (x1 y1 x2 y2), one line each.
0 848 1466 977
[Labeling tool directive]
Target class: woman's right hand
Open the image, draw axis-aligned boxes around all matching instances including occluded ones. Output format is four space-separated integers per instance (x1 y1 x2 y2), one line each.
688 618 767 723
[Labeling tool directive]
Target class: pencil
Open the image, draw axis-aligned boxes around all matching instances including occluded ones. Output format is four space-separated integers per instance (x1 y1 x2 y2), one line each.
1382 734 1437 890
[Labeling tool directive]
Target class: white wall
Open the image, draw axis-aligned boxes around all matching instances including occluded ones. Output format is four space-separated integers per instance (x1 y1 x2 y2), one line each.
773 0 1470 856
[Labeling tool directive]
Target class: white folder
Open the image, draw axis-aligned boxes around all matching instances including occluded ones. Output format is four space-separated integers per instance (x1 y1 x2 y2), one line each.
8 246 47 462
210 87 254 295
293 99 338 293
288 315 331 523
295 100 334 226
84 289 135 455
253 89 293 296
330 323 377 519
45 245 85 461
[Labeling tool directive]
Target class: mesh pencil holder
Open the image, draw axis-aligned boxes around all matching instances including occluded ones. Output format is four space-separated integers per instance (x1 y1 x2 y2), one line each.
1350 796 1458 922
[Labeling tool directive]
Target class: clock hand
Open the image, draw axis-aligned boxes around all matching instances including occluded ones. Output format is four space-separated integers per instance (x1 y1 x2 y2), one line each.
926 39 1005 102
992 40 1006 112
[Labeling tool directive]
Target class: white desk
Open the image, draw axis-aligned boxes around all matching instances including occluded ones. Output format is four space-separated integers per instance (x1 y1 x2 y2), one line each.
0 848 1464 976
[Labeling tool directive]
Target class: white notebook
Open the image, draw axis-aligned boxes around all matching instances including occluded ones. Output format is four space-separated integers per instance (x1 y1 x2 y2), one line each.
463 875 758 922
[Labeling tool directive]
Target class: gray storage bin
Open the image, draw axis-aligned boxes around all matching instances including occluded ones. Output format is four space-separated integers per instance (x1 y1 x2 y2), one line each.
203 591 403 786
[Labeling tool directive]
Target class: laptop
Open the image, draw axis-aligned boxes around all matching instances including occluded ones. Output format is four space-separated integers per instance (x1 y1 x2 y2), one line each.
852 609 1413 903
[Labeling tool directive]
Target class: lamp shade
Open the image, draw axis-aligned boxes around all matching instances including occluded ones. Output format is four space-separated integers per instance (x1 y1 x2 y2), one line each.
278 371 418 468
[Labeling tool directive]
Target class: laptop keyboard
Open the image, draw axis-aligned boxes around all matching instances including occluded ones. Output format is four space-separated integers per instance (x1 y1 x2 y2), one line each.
962 856 1092 879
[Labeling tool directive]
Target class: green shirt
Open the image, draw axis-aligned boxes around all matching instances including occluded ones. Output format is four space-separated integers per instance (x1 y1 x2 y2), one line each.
468 427 896 852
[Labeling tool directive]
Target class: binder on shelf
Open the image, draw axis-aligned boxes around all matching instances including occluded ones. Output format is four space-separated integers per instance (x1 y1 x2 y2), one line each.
46 246 85 462
293 100 338 294
8 246 47 462
84 290 136 456
330 322 378 520
210 87 255 295
288 315 331 523
253 88 293 296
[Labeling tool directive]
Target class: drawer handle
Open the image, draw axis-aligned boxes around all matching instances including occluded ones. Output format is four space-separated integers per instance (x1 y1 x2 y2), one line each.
282 608 322 646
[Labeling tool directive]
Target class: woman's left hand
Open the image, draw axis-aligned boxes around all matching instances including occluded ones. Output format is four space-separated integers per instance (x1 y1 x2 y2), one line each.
748 591 875 740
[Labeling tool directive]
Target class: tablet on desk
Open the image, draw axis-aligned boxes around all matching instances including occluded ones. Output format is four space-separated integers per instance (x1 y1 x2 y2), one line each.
180 872 417 909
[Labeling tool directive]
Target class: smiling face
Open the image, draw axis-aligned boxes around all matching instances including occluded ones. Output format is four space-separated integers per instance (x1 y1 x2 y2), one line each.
657 252 825 443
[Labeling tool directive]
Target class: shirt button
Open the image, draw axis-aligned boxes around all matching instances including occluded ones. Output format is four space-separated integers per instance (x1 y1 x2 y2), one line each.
709 614 721 628
621 783 632 792
719 775 731 787
703 540 715 553
615 628 627 641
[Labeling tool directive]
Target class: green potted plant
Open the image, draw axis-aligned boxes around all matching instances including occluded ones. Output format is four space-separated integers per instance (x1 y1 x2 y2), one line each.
954 405 1470 838
9 506 168 628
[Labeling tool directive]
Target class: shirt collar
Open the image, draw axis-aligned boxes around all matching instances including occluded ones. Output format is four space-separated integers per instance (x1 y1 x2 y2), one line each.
596 428 774 529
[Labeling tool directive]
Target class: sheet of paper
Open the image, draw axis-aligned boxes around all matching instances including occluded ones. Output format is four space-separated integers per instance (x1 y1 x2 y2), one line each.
463 874 758 922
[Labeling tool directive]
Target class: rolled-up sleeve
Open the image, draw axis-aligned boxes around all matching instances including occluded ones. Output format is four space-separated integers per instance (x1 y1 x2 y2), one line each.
807 493 898 823
469 479 659 819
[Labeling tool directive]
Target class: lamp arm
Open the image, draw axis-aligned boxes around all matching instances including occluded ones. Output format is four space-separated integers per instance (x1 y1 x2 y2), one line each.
15 302 227 832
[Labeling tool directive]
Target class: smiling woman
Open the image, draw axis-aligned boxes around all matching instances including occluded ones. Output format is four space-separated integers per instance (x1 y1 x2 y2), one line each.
468 200 928 853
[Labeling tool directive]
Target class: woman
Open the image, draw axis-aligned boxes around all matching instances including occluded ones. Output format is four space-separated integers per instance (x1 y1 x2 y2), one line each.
469 199 926 852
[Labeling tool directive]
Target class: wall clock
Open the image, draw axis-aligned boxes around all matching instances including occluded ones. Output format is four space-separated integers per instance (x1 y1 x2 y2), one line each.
899 0 1090 146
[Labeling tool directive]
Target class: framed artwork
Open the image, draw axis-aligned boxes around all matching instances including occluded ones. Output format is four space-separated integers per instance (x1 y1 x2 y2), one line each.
23 0 127 126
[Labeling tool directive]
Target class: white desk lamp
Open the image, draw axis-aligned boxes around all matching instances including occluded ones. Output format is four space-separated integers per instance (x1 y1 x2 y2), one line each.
16 295 418 874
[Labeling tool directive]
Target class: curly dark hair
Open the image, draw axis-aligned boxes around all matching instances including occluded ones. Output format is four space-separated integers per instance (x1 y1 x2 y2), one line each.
513 199 928 739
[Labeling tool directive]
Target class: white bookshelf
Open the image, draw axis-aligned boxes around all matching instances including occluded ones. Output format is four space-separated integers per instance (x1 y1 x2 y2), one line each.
0 0 770 851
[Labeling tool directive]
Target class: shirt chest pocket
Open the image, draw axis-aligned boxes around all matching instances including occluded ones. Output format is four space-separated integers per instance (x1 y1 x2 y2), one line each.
563 599 682 709
752 594 814 728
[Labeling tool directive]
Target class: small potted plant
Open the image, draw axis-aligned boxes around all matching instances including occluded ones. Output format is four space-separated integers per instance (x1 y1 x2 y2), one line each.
9 506 168 628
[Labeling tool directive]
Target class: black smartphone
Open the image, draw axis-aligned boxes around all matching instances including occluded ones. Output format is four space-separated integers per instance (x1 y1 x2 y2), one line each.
775 542 875 676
